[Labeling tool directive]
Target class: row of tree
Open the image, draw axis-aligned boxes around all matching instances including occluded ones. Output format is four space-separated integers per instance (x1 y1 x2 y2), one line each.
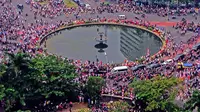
0 53 79 111
0 53 104 111
129 76 200 112
79 75 200 112
0 52 199 112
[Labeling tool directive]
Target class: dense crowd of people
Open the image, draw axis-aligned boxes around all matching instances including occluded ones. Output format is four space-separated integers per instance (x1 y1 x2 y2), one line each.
0 0 200 111
27 0 200 20
174 18 200 35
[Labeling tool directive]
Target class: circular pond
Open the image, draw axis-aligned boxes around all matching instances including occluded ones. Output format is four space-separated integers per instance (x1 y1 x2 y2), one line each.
45 24 163 63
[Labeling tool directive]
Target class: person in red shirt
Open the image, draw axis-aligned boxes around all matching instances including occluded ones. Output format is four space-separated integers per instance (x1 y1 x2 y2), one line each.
69 102 73 112
58 103 63 110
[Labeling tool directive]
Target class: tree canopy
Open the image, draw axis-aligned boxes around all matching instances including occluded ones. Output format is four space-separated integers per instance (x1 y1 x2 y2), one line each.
85 76 105 101
0 53 79 111
129 76 182 112
107 100 130 112
185 89 200 112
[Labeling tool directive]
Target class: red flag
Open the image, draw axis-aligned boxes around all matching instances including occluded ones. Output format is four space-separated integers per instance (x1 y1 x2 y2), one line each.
100 61 102 66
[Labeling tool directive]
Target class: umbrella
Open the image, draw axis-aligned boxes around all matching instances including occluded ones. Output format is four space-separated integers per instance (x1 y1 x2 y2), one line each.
162 59 173 65
183 63 193 67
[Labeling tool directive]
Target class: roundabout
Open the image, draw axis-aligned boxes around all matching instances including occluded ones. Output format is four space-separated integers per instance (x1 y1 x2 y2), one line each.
41 22 164 63
0 0 200 111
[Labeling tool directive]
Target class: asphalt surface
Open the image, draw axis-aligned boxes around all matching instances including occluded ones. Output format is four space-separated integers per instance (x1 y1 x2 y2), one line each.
11 0 199 46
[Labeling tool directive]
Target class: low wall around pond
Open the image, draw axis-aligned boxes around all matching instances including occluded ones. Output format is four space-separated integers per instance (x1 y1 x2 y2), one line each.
101 94 133 105
39 22 167 59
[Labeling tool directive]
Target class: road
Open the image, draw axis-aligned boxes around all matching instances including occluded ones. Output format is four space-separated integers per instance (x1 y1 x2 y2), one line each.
11 0 199 45
3 1 200 111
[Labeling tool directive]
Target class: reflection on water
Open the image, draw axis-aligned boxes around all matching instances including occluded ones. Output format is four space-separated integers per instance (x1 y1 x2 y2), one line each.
46 25 162 63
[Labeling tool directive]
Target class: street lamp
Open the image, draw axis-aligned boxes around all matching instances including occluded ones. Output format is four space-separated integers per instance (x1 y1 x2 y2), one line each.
167 1 170 21
104 52 108 64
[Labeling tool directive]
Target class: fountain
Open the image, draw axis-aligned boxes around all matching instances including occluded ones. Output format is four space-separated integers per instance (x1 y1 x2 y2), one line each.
94 29 108 53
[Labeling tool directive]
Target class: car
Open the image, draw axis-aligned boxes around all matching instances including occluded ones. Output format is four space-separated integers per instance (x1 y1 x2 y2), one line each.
118 15 126 20
131 64 146 71
78 1 85 7
73 0 79 3
85 4 91 10
162 59 173 65
111 66 128 73
146 63 161 69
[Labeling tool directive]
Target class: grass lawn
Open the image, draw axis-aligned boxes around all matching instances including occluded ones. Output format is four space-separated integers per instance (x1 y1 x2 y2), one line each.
34 0 77 8
63 0 78 8
74 108 90 112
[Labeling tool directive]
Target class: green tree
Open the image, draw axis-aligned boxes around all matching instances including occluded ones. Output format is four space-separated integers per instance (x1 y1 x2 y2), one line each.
85 76 105 102
23 54 79 110
0 64 6 77
0 53 79 111
0 53 30 111
6 53 30 77
130 76 182 112
185 90 200 112
107 100 130 112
